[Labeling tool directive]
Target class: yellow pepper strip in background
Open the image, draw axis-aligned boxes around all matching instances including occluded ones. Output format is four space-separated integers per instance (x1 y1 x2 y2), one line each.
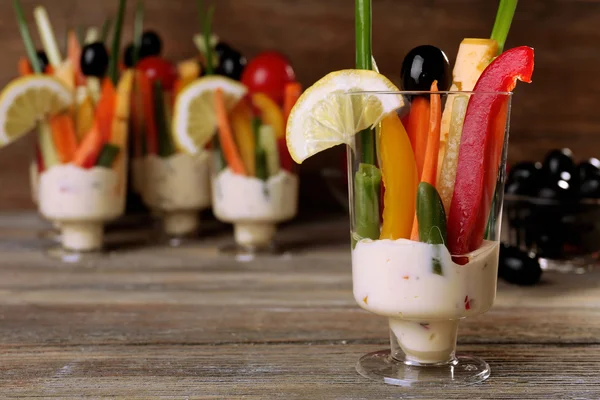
379 113 418 240
252 93 285 139
438 95 469 214
230 100 256 176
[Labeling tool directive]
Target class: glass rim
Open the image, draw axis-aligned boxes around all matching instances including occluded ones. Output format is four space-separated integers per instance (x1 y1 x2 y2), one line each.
346 90 513 96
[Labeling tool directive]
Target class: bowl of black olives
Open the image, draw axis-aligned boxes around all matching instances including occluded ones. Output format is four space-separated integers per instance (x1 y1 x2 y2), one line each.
504 148 600 274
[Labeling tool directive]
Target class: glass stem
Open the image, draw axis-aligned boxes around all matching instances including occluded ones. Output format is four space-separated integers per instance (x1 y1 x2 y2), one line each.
389 318 459 365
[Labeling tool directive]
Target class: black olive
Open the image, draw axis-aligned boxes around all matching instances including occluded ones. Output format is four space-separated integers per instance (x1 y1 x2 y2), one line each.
542 148 575 179
36 50 49 72
80 42 109 78
215 42 232 60
215 46 247 81
400 45 450 92
579 175 600 198
535 179 575 201
498 243 542 286
140 30 162 58
577 158 600 184
123 44 135 68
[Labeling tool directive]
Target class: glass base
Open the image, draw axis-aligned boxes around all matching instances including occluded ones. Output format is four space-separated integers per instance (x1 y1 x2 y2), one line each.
219 241 281 261
539 257 596 274
46 246 105 264
356 350 490 387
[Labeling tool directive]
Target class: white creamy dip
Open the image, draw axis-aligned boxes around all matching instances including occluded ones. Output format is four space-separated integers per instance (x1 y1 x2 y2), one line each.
353 239 499 363
212 168 298 247
39 164 125 251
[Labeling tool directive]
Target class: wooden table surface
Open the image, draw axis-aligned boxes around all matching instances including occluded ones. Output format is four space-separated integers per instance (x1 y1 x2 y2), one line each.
0 213 599 399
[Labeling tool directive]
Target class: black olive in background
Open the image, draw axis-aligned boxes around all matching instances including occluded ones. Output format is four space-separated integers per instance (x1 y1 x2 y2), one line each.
80 42 109 78
36 50 49 72
215 47 247 81
535 179 575 201
401 45 450 92
123 44 135 68
577 158 600 184
542 148 575 179
498 243 542 286
579 174 600 198
508 161 542 184
215 42 232 61
140 30 162 58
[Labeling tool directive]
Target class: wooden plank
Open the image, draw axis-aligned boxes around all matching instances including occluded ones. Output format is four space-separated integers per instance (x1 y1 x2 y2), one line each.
1 344 599 399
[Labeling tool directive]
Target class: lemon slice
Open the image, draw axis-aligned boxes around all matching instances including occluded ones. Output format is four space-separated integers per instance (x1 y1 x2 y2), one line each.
0 75 72 147
286 69 406 164
173 76 247 154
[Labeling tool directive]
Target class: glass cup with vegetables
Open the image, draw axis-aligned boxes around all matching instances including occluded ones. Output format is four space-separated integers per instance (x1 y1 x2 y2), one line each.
286 0 531 386
8 0 132 258
205 50 300 254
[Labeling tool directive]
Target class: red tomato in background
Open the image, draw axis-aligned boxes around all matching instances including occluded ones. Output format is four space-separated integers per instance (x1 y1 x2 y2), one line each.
241 51 296 105
137 56 178 91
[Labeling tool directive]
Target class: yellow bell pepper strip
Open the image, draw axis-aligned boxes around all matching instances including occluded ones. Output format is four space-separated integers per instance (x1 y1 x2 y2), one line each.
215 88 247 176
259 125 280 178
252 92 285 139
379 113 418 240
411 81 441 241
438 95 468 214
76 94 95 142
230 100 256 176
448 46 534 255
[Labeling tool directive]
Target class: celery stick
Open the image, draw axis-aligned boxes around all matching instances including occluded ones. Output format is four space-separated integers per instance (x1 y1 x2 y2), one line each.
152 81 175 158
13 0 41 73
132 1 144 66
33 6 62 67
96 144 120 168
354 163 381 242
37 121 59 168
108 0 127 85
199 2 215 75
212 135 225 173
252 117 267 180
259 125 280 178
491 0 518 54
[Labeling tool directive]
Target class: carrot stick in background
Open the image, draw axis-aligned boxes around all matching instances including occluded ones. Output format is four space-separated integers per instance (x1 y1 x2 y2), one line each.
283 82 302 122
406 97 430 178
410 81 442 241
96 78 117 142
67 30 86 86
72 122 103 168
215 88 247 176
18 57 33 76
49 113 78 163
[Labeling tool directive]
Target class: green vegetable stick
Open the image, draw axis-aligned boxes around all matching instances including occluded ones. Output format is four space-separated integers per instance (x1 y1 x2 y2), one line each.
108 0 127 85
13 0 41 73
152 81 175 158
259 125 280 178
212 135 226 173
95 143 121 168
100 18 113 44
491 0 518 54
132 1 144 66
37 121 59 168
416 182 448 275
252 117 268 181
354 163 381 241
202 4 215 75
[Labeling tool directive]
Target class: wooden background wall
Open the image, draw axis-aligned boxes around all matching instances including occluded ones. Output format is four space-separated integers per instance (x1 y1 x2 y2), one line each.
0 0 598 211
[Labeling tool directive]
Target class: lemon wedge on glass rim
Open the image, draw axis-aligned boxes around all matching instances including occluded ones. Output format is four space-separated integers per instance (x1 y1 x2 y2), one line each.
0 75 72 147
286 69 406 164
172 75 247 154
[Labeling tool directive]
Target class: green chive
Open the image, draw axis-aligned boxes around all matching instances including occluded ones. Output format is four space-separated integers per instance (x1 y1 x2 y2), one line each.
203 4 215 75
491 0 518 54
13 0 41 73
108 0 127 85
101 18 113 44
95 144 121 168
132 1 144 66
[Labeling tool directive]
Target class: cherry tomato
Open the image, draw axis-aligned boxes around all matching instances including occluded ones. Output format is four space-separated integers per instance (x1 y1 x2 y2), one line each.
241 51 295 105
137 56 178 91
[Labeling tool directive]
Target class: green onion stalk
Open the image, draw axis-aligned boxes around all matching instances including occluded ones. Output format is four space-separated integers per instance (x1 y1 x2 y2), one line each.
101 18 113 44
353 0 380 241
108 0 127 85
13 0 41 73
132 1 144 66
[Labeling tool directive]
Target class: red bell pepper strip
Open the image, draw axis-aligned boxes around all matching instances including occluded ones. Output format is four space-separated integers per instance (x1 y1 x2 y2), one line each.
447 46 534 255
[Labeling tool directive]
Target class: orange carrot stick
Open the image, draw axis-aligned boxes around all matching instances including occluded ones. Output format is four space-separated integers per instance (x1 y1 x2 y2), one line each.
72 122 103 168
410 81 442 241
96 78 117 142
406 97 430 178
138 72 158 155
67 30 86 86
215 88 247 176
49 113 79 163
283 82 302 123
18 57 33 76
